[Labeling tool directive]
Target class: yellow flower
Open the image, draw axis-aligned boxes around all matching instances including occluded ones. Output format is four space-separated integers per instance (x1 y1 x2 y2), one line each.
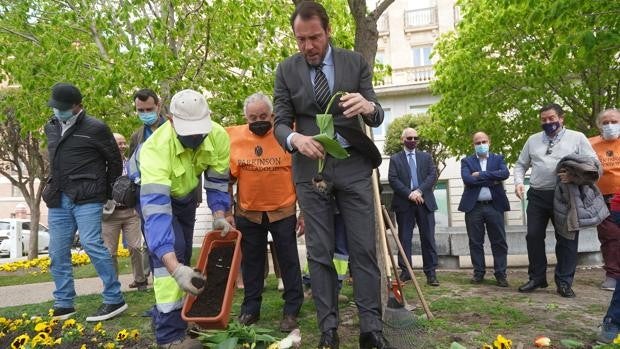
94 322 104 333
11 334 30 349
80 344 87 349
104 342 116 349
54 337 62 345
116 329 129 341
62 318 76 329
34 322 52 334
129 329 139 339
31 332 52 346
493 335 512 349
614 334 620 344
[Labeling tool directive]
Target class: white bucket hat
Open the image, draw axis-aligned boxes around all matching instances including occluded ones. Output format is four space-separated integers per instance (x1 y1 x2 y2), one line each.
169 89 212 136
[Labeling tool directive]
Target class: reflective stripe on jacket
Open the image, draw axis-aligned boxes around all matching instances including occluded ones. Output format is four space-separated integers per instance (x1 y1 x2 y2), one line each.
139 121 231 260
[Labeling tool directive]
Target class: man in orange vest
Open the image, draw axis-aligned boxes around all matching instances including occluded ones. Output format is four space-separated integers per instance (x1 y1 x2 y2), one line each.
227 93 304 333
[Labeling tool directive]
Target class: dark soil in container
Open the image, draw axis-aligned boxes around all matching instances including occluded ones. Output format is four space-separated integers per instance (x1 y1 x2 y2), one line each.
187 245 234 317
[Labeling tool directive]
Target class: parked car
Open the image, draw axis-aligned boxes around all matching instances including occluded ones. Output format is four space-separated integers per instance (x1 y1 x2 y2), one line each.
0 218 50 257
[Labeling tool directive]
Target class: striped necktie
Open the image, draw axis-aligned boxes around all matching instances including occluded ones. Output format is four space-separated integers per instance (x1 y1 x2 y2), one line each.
314 64 331 112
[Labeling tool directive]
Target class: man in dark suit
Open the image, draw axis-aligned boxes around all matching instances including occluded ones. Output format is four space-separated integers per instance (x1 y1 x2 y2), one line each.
388 127 439 286
458 132 510 287
273 2 393 349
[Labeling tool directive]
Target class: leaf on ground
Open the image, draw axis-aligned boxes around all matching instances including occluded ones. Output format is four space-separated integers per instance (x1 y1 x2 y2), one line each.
559 339 584 348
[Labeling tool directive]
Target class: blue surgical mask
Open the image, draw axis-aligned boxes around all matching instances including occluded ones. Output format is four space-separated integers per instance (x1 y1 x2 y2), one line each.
542 121 561 137
138 111 158 126
602 124 620 140
53 108 74 121
177 134 207 150
475 143 489 155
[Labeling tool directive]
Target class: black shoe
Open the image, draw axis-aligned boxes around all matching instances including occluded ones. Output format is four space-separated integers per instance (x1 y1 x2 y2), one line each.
557 284 576 298
317 329 339 349
129 280 148 291
359 331 396 349
399 272 412 283
85 302 127 322
279 314 298 332
35 307 75 320
496 277 509 288
470 275 484 284
517 279 548 292
427 276 440 286
238 313 260 326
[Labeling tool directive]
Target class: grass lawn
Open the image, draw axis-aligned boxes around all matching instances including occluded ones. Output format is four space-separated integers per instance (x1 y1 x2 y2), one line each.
0 251 613 348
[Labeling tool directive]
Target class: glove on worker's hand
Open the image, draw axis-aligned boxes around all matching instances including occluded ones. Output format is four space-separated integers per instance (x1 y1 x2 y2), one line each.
172 265 206 295
213 217 233 237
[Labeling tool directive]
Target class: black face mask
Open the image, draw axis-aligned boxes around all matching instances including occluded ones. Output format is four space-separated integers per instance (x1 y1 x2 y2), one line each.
249 121 272 136
177 134 207 150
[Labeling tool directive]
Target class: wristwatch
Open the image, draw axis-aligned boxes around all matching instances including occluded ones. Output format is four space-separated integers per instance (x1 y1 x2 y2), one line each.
363 101 376 117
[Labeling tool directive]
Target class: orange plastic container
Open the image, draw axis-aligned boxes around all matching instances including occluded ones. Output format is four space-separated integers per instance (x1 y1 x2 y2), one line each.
181 229 242 329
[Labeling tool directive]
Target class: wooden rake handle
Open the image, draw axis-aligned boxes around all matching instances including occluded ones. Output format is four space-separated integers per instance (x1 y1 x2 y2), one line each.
382 206 434 320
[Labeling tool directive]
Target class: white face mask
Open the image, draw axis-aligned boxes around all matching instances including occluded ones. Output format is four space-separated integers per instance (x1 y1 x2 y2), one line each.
602 124 620 140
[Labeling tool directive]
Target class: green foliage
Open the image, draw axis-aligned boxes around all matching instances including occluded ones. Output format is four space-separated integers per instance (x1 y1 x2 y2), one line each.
431 0 620 164
194 321 280 348
383 113 451 175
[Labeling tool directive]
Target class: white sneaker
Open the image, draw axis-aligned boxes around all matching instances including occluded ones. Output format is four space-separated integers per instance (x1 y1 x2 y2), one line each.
85 302 128 322
277 279 284 291
601 277 617 291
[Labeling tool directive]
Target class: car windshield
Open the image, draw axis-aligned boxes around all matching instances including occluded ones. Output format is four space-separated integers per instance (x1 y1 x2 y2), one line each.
0 222 9 230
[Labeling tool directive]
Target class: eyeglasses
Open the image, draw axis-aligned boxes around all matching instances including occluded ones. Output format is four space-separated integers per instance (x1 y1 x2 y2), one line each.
546 141 555 155
474 140 488 145
405 136 419 141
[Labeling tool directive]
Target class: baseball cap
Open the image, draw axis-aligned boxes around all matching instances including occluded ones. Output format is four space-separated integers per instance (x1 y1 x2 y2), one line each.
169 89 212 136
47 83 82 110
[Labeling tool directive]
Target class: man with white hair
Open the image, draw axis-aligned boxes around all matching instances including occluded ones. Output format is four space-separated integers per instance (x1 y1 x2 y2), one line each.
137 89 233 349
590 108 620 291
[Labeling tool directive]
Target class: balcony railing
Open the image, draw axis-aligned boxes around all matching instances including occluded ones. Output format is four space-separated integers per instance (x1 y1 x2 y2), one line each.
404 7 438 29
377 15 389 34
375 66 434 86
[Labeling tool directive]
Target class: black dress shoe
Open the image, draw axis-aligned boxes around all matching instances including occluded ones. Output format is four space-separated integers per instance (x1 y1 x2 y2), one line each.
518 279 548 292
470 275 484 284
557 284 576 298
317 329 339 349
427 276 440 286
359 331 396 349
496 277 509 288
238 313 259 326
399 272 412 283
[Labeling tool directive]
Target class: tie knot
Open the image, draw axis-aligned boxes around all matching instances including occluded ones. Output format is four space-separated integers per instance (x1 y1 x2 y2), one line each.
315 63 325 71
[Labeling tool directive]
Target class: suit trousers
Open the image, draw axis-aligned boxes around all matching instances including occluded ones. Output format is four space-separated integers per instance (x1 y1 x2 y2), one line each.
464 202 508 279
597 216 620 279
236 213 303 317
606 281 620 326
296 150 382 333
395 204 438 277
526 188 580 286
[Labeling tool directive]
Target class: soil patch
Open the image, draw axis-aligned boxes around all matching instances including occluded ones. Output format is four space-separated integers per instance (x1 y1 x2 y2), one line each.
187 245 234 317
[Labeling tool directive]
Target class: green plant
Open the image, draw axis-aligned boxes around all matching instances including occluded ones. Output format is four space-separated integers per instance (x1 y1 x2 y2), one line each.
193 321 280 349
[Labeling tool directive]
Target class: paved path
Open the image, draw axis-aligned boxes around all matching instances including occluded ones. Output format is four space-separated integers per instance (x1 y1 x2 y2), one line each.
0 273 147 308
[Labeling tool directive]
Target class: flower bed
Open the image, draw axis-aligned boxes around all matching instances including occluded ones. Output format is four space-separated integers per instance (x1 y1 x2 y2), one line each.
0 249 130 274
0 311 146 348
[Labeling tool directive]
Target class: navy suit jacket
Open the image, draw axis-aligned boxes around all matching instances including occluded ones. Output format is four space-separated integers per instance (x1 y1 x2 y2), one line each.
388 149 438 212
458 153 510 213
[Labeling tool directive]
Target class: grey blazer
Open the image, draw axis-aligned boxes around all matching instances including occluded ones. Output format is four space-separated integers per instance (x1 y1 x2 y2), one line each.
273 46 384 183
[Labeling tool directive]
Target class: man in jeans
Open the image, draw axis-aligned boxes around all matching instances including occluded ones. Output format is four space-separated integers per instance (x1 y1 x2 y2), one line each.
43 82 127 321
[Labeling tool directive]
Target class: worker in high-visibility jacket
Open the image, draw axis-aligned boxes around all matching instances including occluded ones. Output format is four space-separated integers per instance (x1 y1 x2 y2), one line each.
138 89 233 349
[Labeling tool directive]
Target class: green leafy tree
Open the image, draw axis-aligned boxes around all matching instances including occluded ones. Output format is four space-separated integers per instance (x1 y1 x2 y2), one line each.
0 0 296 258
384 114 450 176
431 0 620 163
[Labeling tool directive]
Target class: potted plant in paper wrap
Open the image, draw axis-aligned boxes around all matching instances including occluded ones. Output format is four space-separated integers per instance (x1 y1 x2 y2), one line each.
312 91 349 194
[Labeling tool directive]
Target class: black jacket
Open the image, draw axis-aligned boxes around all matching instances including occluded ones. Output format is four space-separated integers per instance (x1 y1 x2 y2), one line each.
43 110 122 208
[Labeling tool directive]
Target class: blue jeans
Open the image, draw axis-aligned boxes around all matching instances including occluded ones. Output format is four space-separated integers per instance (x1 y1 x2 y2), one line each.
49 193 123 308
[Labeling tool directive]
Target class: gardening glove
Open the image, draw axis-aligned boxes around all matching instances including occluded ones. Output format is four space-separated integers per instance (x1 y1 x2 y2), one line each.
172 265 206 296
213 217 233 237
